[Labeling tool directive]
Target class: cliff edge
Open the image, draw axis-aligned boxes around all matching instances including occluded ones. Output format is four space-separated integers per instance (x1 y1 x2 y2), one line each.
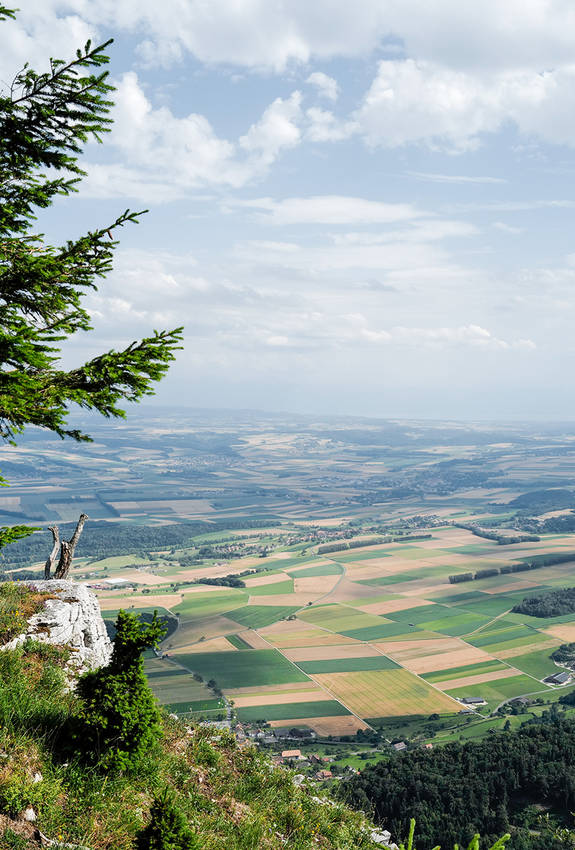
3 580 112 672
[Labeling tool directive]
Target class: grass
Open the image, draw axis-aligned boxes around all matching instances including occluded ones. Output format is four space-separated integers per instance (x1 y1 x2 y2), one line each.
502 648 559 680
174 649 309 689
227 633 252 650
445 674 546 708
384 604 449 624
465 625 536 648
227 605 300 629
0 582 55 643
248 580 294 597
235 700 351 722
296 656 399 674
0 641 382 849
422 660 510 683
173 590 249 618
420 613 493 637
342 622 417 640
298 605 385 633
286 563 344 577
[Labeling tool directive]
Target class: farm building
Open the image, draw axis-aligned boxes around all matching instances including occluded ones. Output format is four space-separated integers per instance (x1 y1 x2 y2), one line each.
460 697 487 706
545 670 571 685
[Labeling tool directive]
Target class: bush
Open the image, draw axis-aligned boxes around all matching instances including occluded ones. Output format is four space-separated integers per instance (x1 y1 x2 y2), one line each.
74 609 166 771
136 790 199 849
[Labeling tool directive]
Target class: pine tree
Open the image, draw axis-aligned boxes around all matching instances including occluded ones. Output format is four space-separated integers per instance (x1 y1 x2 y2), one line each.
136 790 200 850
74 610 167 770
0 6 183 548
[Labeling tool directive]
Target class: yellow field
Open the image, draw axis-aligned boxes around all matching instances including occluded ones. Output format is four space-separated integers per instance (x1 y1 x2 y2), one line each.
313 669 459 717
268 715 369 735
243 573 289 587
293 576 339 594
284 644 380 662
178 636 237 653
357 597 430 615
495 639 561 658
233 690 332 708
544 623 575 642
434 668 518 690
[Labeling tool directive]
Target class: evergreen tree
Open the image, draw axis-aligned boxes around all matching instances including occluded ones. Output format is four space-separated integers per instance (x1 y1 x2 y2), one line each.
0 6 183 548
136 790 200 850
74 610 167 770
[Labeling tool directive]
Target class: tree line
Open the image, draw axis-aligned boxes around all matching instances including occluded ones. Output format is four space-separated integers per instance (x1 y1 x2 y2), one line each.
339 713 575 850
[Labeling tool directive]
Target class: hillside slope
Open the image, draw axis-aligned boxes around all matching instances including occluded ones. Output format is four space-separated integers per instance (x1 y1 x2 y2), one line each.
0 582 391 850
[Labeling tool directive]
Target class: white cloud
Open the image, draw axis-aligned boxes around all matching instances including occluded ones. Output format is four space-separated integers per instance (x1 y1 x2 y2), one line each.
356 59 575 151
6 0 575 73
407 171 508 184
305 108 357 142
81 73 303 200
360 324 535 350
306 72 339 101
493 222 523 235
229 195 421 225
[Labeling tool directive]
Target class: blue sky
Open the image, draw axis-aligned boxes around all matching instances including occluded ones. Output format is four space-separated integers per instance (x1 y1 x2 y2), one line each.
3 2 575 420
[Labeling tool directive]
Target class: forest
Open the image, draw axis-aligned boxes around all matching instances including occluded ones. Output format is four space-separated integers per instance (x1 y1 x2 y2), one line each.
513 587 575 617
340 714 575 850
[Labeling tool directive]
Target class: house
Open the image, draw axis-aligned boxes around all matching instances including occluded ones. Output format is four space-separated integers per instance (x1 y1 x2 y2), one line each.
392 741 407 751
281 749 302 760
315 769 333 781
460 697 487 706
545 670 571 685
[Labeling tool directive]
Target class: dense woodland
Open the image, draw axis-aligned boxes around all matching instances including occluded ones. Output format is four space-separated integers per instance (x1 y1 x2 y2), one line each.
513 587 575 617
0 518 272 570
340 714 575 850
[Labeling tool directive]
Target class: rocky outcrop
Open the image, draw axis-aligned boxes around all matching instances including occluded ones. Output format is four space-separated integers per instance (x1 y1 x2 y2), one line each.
3 581 112 673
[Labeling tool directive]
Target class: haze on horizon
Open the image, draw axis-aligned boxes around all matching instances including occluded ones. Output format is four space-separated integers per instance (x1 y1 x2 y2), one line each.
3 2 575 421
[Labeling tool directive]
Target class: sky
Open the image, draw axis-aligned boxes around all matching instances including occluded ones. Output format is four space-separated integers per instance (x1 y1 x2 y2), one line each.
3 1 575 420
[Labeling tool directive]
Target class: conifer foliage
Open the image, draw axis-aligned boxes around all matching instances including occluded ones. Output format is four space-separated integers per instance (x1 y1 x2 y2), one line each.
0 6 183 547
136 789 200 850
75 610 167 770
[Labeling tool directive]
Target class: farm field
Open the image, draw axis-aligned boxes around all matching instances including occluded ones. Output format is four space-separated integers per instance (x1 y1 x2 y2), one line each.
92 521 575 734
7 411 575 739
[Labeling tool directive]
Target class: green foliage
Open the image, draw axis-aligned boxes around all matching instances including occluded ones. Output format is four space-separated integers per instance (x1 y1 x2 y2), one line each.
136 789 200 850
513 587 575 618
74 610 166 770
341 716 575 849
397 819 510 850
0 9 182 549
0 582 51 642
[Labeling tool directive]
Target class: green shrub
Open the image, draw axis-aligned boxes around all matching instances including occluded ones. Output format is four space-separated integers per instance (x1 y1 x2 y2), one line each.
74 610 166 771
136 789 199 849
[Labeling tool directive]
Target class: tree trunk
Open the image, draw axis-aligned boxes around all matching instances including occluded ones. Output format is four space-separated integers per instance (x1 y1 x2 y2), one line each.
53 513 89 580
44 525 60 580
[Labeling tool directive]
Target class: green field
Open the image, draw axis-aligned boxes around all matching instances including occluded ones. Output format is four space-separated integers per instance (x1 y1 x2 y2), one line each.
286 563 344 577
236 700 350 722
173 590 248 618
298 604 385 633
422 660 510 683
465 625 538 647
248 579 294 596
174 649 310 689
296 655 399 674
421 613 493 637
226 633 252 650
167 698 224 714
446 674 548 707
227 605 300 628
385 603 448 624
341 622 418 640
503 648 560 680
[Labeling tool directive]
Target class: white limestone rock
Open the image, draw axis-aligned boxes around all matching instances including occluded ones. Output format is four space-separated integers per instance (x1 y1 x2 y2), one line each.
3 581 112 673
